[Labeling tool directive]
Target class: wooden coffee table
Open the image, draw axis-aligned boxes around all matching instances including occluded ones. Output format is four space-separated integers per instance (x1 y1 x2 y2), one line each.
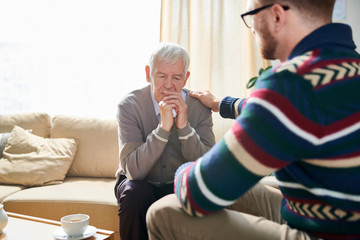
0 212 114 240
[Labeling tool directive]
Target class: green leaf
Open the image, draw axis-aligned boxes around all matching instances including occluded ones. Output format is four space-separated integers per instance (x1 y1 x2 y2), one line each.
259 68 264 75
246 65 272 89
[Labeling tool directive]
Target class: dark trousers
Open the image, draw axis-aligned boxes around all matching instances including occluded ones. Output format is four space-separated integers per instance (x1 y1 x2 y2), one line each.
114 174 173 240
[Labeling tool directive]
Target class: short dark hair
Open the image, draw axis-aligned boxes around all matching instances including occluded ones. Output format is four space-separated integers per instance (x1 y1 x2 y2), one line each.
260 0 335 21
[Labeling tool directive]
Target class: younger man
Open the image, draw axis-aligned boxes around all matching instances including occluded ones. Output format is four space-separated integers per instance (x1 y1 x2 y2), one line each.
146 1 360 239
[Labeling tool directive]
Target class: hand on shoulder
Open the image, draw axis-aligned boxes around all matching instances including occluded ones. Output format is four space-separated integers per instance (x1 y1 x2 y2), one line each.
189 90 220 112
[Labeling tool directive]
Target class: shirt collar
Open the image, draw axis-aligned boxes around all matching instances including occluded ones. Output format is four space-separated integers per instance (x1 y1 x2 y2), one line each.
288 23 356 60
151 89 188 118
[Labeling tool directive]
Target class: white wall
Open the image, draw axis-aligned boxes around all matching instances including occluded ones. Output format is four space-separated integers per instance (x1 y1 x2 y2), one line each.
340 0 360 50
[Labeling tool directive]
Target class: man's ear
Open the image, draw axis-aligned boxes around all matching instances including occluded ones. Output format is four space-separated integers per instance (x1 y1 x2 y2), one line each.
272 4 287 31
183 71 190 87
145 65 151 83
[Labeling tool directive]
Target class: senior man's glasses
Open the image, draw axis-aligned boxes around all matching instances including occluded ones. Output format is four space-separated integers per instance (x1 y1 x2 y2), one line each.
241 4 290 28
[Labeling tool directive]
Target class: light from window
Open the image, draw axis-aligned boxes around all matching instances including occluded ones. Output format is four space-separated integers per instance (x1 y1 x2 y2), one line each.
0 0 161 119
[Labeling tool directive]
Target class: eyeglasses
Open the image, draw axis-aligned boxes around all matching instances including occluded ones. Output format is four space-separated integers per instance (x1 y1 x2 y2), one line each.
241 4 290 28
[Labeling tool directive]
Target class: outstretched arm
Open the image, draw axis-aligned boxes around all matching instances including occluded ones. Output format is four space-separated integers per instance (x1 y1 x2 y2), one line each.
190 90 247 119
174 85 308 216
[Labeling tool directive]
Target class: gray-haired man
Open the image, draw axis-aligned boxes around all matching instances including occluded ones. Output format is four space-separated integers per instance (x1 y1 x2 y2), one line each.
114 42 216 240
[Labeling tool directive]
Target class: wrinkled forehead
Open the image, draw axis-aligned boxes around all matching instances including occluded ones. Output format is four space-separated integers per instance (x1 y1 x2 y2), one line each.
152 57 186 75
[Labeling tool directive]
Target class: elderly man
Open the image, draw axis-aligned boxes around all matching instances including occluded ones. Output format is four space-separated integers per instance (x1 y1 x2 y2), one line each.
146 1 360 240
114 42 215 240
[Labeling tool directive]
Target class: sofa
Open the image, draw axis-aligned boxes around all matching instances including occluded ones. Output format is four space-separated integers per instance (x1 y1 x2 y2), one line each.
0 112 279 240
0 112 120 240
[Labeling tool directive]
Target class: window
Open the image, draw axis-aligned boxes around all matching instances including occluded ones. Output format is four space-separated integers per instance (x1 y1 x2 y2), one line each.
0 0 161 119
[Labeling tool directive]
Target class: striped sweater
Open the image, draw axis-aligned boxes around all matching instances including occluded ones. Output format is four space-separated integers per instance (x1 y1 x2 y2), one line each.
174 23 360 240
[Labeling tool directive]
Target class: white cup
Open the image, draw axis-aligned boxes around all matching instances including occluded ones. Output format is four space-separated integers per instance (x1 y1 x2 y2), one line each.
61 214 89 237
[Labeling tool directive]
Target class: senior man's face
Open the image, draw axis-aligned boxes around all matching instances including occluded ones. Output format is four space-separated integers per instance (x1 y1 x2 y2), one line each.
146 58 189 103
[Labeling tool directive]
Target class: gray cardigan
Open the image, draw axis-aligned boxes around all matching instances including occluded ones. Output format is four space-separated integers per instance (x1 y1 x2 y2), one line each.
115 85 216 185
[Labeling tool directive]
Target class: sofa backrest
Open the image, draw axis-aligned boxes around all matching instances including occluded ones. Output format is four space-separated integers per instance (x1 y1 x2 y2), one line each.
51 115 119 178
0 113 119 178
0 112 52 137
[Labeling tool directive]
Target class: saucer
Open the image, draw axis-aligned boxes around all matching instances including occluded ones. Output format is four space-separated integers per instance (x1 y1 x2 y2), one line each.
53 225 97 240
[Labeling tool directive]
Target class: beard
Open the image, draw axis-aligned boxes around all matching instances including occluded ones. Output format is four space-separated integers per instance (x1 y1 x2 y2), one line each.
256 21 277 60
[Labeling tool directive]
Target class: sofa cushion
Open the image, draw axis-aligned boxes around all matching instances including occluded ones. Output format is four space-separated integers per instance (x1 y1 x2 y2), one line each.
0 185 25 203
0 112 52 138
0 126 78 186
51 115 119 178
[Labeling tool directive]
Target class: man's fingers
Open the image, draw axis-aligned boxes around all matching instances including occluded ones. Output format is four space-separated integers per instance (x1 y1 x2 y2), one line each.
189 90 210 99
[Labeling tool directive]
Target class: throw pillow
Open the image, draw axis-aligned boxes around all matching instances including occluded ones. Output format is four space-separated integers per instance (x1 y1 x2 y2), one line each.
0 132 11 158
0 129 32 158
0 126 78 186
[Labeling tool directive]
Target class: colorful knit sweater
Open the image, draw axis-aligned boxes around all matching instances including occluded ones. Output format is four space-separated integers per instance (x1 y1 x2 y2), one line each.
174 23 360 240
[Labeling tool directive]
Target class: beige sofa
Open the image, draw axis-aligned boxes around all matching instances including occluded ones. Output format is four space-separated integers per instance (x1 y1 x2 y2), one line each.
0 112 120 240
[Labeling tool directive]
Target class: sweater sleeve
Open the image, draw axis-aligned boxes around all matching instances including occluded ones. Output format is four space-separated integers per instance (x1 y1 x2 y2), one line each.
177 102 216 161
117 101 169 180
219 97 247 119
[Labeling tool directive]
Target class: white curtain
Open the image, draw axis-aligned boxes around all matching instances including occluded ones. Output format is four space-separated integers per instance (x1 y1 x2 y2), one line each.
161 0 269 140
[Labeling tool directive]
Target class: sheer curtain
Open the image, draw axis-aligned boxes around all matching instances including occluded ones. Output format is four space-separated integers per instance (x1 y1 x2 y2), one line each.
0 0 161 119
160 0 269 140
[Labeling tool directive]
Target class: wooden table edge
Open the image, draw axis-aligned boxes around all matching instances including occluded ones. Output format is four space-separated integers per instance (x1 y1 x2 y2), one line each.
7 212 114 238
